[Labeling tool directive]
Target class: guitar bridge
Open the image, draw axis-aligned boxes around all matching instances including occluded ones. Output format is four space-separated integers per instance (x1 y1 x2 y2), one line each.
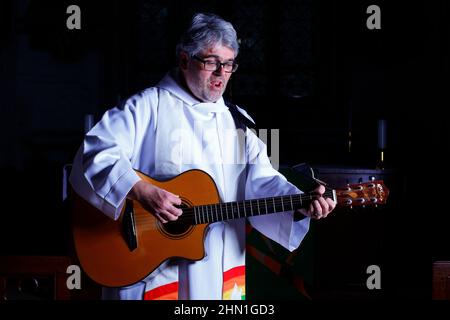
122 200 137 251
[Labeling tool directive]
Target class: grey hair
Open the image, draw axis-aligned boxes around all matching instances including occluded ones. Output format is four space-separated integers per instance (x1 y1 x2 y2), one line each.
176 13 239 59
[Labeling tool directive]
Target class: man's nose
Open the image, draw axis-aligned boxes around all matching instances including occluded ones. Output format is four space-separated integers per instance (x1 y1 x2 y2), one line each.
213 65 227 76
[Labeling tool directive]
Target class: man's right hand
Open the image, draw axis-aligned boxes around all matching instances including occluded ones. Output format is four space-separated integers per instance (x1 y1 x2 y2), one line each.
127 180 183 223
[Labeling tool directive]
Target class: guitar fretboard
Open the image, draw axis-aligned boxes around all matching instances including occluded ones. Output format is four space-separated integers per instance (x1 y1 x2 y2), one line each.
183 191 335 225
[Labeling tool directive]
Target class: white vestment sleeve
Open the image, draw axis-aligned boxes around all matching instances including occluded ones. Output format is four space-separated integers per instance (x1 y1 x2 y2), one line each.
69 91 155 220
245 130 311 252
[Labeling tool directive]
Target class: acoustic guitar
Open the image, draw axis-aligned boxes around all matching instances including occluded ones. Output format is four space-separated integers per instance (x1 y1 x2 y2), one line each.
71 169 389 287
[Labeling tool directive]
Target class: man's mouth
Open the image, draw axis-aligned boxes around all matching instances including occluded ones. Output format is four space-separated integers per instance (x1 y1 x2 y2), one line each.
210 80 223 89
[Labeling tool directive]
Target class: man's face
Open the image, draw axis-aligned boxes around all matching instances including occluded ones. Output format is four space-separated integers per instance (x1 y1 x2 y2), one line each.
181 45 235 103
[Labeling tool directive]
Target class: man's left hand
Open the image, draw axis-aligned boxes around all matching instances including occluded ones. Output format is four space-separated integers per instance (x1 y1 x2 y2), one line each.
296 185 336 219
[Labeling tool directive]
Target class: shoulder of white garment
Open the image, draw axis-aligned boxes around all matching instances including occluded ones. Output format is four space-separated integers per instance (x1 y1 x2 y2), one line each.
121 87 160 112
107 87 161 130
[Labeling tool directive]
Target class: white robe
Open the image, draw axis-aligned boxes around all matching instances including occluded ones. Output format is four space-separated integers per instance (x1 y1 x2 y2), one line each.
69 71 310 300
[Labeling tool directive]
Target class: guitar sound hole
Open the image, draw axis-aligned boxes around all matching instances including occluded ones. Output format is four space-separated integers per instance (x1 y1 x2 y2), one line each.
158 203 193 239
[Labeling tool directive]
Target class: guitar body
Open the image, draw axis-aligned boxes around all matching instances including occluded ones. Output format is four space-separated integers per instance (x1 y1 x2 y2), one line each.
72 169 220 287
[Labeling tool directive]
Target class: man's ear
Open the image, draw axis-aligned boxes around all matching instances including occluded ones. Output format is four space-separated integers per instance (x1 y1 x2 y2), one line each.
179 52 189 70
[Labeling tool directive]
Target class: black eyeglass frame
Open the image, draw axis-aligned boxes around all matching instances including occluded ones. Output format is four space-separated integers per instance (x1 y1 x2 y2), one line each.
192 55 239 73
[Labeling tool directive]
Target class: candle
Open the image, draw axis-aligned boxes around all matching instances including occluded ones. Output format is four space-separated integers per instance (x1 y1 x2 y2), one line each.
378 119 386 149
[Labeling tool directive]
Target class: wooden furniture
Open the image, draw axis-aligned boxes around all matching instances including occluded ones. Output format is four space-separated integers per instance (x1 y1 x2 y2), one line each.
0 256 72 300
432 261 450 300
0 255 102 300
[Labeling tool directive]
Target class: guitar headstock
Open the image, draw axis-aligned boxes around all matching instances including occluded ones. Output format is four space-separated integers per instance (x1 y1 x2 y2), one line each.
335 180 389 208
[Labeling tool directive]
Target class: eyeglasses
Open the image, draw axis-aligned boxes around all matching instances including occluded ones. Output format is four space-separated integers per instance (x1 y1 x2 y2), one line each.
192 55 239 73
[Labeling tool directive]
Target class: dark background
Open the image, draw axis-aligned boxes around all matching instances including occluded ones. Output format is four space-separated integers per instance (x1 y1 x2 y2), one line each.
1 0 449 300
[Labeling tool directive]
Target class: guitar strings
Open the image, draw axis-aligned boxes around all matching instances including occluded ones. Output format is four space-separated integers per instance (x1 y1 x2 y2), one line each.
135 191 336 225
134 190 335 221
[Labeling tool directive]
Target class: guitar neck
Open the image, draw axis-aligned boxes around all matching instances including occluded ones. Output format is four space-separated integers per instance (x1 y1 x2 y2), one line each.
169 179 389 226
186 190 336 225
